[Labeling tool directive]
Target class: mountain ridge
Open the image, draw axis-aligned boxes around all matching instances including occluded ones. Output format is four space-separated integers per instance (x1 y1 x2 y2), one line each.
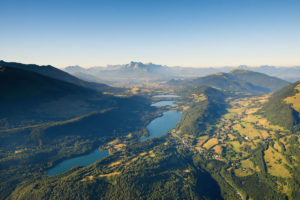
64 61 300 85
168 70 289 95
260 81 300 131
0 60 114 92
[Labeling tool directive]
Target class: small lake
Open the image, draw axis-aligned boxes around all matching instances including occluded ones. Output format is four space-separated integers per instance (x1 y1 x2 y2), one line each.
153 94 180 98
47 149 109 176
151 101 176 107
140 110 182 141
140 94 182 141
47 94 182 175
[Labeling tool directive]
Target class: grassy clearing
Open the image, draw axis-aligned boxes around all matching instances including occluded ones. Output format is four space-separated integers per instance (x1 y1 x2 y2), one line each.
277 181 292 196
184 134 195 139
241 159 254 169
223 111 237 120
245 115 287 132
99 172 121 177
126 157 138 165
113 143 126 150
260 130 270 138
149 150 156 158
192 93 207 102
196 135 209 146
213 144 223 155
229 141 242 152
81 175 94 182
203 138 219 149
233 122 261 139
273 141 282 152
182 105 190 111
242 114 261 124
279 136 291 150
245 107 259 115
284 84 300 112
139 152 147 156
227 134 236 140
264 146 291 178
109 160 122 167
108 139 120 145
234 168 254 177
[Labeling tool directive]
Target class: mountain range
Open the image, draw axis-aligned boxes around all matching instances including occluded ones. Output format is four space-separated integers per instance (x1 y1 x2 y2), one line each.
64 61 300 86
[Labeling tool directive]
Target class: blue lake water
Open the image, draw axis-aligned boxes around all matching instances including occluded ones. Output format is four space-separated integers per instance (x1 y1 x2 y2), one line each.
140 110 182 141
151 101 176 107
47 95 182 175
47 149 109 176
153 94 180 98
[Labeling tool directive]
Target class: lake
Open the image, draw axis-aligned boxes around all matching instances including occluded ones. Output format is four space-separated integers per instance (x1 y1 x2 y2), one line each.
151 100 176 107
47 95 182 175
140 94 182 141
140 110 182 141
47 149 109 176
153 94 180 98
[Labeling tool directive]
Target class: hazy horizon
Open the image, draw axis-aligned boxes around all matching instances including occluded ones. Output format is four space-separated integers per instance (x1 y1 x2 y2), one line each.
2 59 300 69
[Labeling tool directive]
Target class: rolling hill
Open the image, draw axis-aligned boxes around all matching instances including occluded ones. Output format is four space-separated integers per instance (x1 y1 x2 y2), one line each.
0 66 114 128
168 70 289 95
260 81 300 131
0 60 114 92
176 86 227 136
229 69 289 91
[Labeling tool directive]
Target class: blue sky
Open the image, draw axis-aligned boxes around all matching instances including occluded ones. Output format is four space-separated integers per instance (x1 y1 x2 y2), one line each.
1 0 300 68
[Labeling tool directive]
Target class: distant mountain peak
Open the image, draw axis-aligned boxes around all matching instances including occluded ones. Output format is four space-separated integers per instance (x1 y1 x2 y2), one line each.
65 65 86 72
230 69 252 74
106 61 164 72
237 65 249 69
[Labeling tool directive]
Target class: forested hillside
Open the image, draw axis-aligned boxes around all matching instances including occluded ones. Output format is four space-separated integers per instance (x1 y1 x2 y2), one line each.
0 64 157 199
175 86 227 136
168 70 288 95
0 60 115 92
260 81 300 131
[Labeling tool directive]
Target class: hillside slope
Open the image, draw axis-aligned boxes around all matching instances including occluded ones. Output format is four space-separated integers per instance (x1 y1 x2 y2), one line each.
229 69 289 91
0 60 114 92
169 72 268 94
9 136 224 200
0 65 155 199
260 81 300 131
0 66 117 128
168 70 289 95
176 86 227 136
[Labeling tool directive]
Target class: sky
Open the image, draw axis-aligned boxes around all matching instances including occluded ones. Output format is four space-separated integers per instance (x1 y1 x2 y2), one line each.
1 0 300 68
